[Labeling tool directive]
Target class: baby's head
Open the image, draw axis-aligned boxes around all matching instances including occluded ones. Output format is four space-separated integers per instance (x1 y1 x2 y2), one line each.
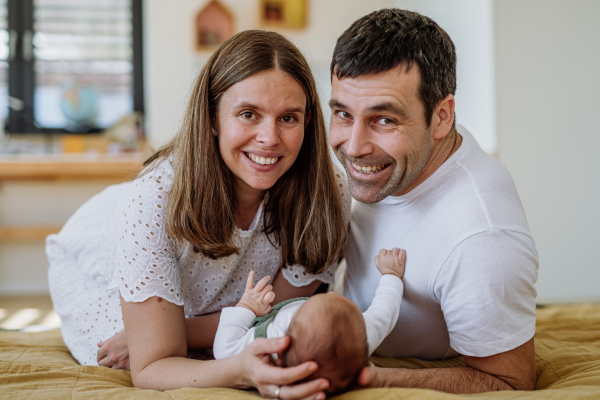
282 293 368 395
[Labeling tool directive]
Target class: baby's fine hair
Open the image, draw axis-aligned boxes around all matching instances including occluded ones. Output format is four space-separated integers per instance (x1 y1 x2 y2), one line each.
282 295 369 395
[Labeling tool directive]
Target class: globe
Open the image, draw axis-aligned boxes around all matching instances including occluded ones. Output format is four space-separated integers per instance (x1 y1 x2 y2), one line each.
60 84 99 125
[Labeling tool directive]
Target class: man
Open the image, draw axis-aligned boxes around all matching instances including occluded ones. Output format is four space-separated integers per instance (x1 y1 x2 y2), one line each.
329 9 538 393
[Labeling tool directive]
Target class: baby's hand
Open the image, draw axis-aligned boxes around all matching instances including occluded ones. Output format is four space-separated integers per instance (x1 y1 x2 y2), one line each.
374 248 406 280
236 271 276 317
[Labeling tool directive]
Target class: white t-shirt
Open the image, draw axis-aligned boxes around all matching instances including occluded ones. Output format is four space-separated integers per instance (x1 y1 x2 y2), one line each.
343 125 538 360
213 274 404 360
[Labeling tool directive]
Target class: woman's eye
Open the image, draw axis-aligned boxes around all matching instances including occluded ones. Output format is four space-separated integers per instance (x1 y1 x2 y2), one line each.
281 115 296 123
337 111 351 119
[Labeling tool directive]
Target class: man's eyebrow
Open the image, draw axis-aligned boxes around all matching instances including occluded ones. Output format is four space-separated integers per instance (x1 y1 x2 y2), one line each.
328 99 346 109
365 102 407 117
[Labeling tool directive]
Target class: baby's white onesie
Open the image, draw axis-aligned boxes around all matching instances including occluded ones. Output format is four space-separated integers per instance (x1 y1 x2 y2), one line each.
213 274 404 359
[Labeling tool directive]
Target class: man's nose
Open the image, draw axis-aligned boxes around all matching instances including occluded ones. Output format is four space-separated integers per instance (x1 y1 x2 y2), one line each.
345 121 373 158
255 119 281 147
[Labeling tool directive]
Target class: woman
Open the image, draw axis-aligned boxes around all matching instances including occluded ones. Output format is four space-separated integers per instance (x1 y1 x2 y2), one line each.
47 30 350 398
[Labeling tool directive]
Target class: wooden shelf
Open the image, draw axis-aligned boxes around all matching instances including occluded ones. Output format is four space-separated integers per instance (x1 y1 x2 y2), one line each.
0 153 146 181
0 226 62 241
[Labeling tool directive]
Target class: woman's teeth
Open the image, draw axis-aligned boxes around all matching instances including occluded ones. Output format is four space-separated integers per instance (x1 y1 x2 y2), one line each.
246 152 279 165
352 163 385 174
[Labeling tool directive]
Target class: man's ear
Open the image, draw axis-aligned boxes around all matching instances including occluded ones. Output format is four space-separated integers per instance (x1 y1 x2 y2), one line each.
432 94 455 140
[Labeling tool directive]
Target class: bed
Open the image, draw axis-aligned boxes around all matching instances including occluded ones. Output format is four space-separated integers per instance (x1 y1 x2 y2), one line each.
1 304 600 399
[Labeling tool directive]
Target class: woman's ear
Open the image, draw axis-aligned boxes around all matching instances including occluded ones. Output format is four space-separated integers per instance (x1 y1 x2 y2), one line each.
304 111 311 127
212 126 218 137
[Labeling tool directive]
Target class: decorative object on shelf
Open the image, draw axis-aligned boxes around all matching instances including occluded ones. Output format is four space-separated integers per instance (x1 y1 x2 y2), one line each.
260 0 307 29
104 112 145 153
195 0 234 51
60 83 100 132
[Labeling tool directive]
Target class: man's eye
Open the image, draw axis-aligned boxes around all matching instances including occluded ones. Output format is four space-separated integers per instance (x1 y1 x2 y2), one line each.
378 118 394 125
241 112 254 119
337 111 351 119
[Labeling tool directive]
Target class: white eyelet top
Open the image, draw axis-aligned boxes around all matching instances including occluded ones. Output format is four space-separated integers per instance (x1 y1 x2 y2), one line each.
107 159 351 315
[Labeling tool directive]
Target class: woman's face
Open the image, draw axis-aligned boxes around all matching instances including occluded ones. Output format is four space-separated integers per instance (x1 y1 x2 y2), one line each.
216 69 307 198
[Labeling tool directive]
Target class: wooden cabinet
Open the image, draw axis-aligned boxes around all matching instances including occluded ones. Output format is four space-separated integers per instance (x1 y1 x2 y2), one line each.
0 154 145 240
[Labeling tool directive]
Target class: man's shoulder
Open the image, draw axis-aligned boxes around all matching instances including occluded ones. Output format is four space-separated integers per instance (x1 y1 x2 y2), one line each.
439 128 527 232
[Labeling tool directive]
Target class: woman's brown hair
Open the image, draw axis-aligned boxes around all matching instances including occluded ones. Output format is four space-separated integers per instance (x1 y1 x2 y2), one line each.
144 30 347 274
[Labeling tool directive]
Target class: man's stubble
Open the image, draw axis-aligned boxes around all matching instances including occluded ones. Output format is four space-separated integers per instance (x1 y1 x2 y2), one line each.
336 127 434 204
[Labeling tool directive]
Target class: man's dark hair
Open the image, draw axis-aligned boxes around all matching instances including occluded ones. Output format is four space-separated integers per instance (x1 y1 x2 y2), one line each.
331 8 456 126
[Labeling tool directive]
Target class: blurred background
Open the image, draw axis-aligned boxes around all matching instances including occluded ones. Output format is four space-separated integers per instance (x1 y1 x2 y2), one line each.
0 0 598 330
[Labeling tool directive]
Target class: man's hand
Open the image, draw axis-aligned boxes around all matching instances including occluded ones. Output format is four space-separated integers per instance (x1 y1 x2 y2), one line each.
97 329 130 370
236 271 276 317
374 248 406 280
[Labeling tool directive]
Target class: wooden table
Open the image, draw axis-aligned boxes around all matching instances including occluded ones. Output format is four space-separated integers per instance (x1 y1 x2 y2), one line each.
0 153 146 240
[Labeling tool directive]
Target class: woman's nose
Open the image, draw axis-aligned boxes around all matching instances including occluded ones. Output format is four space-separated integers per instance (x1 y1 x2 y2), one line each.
255 120 281 147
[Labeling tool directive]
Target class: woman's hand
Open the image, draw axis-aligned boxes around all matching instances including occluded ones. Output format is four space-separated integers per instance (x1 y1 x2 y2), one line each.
97 329 130 370
239 336 329 400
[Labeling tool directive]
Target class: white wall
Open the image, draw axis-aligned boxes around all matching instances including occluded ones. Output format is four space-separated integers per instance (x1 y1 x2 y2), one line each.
391 0 496 152
1 0 497 295
495 0 600 303
144 0 496 153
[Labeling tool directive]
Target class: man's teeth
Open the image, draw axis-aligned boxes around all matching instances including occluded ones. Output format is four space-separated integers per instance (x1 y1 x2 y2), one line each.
351 163 385 174
246 152 279 165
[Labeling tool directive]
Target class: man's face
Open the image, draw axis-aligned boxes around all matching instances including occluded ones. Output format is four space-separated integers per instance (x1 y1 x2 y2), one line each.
329 65 434 204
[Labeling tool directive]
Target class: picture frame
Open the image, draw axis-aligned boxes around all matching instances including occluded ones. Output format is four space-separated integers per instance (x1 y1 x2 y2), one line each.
259 0 307 29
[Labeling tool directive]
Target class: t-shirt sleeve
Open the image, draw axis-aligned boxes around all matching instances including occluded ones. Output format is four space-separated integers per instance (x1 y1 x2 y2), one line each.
281 164 351 287
434 228 538 357
107 160 184 306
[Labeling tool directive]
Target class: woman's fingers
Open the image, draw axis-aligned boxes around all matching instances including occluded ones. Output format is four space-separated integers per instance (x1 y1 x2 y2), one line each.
97 346 108 363
277 379 329 400
254 275 271 292
246 271 256 290
258 361 318 386
98 355 113 368
251 336 289 357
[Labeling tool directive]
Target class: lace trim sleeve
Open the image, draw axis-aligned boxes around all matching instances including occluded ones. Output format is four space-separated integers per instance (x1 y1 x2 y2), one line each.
107 160 184 305
333 163 352 224
281 166 350 287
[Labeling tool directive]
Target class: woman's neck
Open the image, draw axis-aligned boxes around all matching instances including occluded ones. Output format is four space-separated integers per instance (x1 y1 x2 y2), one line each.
234 184 265 231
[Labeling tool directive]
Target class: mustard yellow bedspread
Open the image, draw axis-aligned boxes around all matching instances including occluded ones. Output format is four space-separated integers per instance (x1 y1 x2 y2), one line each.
1 304 600 399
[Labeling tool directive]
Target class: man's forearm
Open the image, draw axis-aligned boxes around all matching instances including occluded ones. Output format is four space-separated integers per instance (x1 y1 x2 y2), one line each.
376 366 520 394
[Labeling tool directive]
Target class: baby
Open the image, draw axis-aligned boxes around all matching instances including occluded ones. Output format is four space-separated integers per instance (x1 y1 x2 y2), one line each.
213 248 406 395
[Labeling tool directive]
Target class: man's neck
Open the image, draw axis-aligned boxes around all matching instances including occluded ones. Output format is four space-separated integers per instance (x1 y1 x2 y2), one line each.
393 127 462 197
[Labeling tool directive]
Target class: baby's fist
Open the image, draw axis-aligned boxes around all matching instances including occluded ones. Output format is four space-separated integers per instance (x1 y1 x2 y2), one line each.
374 248 406 279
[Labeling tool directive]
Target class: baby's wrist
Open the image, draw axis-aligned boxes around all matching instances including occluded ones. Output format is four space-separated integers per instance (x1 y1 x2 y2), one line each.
382 271 403 280
235 302 257 315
